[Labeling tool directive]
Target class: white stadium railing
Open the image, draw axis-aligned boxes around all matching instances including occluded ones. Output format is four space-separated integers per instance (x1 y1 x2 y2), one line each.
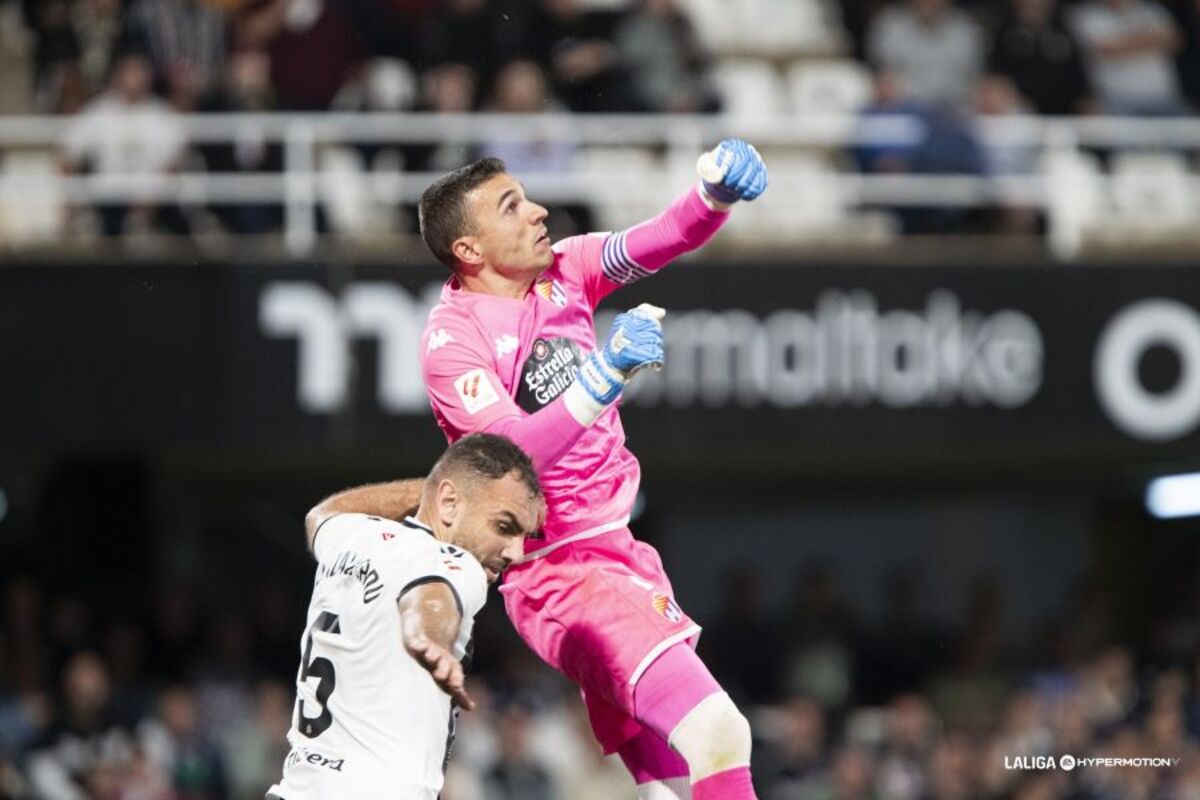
0 112 1197 258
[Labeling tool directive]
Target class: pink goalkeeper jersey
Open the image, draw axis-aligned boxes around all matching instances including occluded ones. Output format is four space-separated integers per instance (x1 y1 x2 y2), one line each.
420 186 728 550
423 233 637 544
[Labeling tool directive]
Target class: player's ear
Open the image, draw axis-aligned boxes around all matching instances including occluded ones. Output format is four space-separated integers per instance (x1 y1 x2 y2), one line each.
452 236 484 268
435 478 460 527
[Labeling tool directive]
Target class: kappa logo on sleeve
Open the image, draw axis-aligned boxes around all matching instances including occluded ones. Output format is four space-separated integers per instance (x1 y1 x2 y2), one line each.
427 329 455 353
454 369 500 415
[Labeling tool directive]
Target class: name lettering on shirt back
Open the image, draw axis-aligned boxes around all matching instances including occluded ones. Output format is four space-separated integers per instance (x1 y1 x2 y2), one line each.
317 550 383 605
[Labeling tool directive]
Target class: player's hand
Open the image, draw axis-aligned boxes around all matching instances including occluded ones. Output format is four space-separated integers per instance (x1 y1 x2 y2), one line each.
697 139 768 203
577 304 666 406
604 304 665 376
411 641 476 710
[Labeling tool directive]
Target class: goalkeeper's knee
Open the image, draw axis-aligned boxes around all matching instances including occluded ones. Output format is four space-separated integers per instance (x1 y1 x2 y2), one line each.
668 692 753 781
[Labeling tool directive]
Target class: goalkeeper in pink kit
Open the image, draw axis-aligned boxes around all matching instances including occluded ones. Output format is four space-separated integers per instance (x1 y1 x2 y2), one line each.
418 140 767 799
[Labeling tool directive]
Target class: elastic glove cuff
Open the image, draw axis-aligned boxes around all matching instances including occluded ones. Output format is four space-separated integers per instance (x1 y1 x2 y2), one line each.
573 350 626 411
701 180 741 205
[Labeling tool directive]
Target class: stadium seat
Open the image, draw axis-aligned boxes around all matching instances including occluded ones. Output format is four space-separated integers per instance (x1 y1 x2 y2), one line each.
711 60 786 117
721 151 891 245
1040 149 1103 257
1109 151 1197 229
578 146 666 231
763 152 847 229
319 145 382 237
677 0 746 54
786 60 873 117
0 149 64 245
738 0 837 55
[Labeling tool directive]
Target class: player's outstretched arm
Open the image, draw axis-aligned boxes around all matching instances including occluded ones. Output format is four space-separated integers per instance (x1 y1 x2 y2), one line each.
305 478 425 552
593 139 767 293
398 584 475 710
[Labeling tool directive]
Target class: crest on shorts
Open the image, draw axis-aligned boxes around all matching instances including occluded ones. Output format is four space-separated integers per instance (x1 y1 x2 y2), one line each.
652 593 683 624
535 277 568 308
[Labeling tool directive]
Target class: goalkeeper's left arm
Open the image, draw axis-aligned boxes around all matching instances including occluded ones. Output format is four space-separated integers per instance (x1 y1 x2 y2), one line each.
597 138 768 289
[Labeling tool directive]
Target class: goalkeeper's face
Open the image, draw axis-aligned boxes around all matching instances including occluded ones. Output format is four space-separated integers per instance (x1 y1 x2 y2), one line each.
461 173 554 277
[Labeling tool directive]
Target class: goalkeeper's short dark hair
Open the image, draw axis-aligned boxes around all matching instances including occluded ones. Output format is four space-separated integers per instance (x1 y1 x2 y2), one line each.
430 433 540 499
419 158 508 270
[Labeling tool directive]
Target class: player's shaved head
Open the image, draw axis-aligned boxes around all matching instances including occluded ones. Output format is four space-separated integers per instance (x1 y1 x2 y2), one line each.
427 433 540 499
419 158 508 270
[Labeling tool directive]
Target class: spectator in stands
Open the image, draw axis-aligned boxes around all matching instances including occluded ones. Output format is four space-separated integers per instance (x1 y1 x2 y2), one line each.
25 652 158 799
613 0 719 113
481 702 555 800
479 59 593 237
235 0 367 110
1069 0 1187 114
479 60 575 174
1077 645 1138 729
122 0 227 110
780 561 859 708
972 75 1040 233
828 747 877 800
753 695 829 798
60 52 190 238
1171 1 1200 108
527 0 635 112
866 0 986 111
989 0 1095 115
221 680 291 800
836 0 890 61
418 0 527 100
403 61 479 176
23 0 78 112
856 69 985 233
198 47 283 234
146 685 228 799
876 694 936 800
71 0 126 102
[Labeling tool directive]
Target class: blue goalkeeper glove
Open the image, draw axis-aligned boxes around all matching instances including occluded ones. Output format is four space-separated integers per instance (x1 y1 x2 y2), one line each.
577 304 666 406
697 139 769 203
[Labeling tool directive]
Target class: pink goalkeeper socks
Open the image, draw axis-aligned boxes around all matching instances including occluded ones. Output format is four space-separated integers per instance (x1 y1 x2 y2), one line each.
692 767 757 800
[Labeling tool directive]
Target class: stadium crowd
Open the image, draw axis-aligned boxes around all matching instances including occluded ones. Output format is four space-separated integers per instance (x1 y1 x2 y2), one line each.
5 0 1200 240
2 557 1200 798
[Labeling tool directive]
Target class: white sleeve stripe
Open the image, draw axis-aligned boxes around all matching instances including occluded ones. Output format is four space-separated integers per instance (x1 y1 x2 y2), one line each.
601 232 653 285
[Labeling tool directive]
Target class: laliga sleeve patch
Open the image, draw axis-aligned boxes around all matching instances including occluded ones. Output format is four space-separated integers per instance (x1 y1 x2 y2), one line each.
454 369 501 415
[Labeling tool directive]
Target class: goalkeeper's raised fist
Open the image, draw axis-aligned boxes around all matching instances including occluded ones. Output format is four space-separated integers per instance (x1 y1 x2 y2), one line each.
578 304 666 406
697 139 768 203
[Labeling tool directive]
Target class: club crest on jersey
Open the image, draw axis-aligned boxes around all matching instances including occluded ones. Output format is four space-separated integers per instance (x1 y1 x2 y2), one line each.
455 369 500 415
535 277 568 308
652 593 683 623
518 337 583 412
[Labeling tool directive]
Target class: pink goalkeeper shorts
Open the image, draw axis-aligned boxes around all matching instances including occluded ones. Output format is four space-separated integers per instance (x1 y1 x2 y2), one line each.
499 524 701 753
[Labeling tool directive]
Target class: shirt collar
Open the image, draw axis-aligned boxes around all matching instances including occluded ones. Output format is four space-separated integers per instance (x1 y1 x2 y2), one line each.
402 516 435 537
